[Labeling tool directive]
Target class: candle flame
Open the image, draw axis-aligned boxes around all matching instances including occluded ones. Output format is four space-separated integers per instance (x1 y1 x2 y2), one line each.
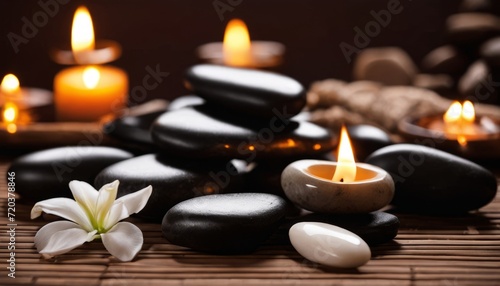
1 74 20 95
223 19 252 67
443 101 462 124
332 125 356 183
82 66 100 89
443 100 476 147
71 6 95 58
462 100 475 123
3 102 18 134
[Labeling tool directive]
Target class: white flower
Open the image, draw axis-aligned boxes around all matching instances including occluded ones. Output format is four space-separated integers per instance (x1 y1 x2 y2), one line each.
31 180 152 262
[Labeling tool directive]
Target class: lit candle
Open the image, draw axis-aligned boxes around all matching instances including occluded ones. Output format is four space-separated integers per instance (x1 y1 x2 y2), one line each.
223 19 252 67
0 74 52 110
443 100 479 147
2 102 18 134
281 126 395 214
54 6 127 122
197 18 285 69
1 74 21 100
1 74 52 133
1 75 20 133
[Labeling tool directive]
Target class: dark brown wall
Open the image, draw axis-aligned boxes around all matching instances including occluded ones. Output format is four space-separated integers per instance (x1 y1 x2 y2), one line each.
0 0 466 104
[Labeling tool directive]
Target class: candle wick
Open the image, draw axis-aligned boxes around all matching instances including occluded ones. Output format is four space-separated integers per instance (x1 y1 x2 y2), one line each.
340 178 344 183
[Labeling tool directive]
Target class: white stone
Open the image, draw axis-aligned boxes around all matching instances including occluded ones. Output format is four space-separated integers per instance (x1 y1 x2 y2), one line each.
289 222 371 268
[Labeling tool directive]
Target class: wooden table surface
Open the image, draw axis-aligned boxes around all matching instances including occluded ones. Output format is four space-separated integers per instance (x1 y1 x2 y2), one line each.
1 157 499 286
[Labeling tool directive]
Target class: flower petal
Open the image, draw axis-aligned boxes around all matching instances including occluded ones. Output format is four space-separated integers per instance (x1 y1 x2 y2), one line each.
31 198 94 232
101 222 143 262
103 185 152 229
34 221 80 252
34 221 97 258
69 180 98 218
102 201 127 231
96 180 119 225
115 185 153 217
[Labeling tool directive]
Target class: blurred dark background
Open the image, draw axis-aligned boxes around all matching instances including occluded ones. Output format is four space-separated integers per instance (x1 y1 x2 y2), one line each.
0 0 494 104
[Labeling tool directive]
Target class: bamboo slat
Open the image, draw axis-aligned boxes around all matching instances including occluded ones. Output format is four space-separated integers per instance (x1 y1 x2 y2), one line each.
1 158 499 286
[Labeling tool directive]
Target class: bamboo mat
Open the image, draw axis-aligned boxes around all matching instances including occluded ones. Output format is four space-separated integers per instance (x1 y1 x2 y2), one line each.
0 158 499 286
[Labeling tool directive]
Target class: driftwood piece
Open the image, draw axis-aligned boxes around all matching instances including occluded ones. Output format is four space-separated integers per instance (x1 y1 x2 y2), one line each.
307 79 347 109
308 79 500 132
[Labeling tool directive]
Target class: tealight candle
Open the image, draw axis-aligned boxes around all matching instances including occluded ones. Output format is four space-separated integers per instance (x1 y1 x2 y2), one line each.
1 74 21 99
197 18 285 69
2 102 18 134
440 100 494 146
0 74 52 110
1 75 22 134
281 126 395 214
54 6 127 122
0 74 53 133
398 100 500 160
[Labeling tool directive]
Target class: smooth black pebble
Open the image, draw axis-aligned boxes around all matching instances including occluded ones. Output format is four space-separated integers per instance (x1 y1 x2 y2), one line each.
185 64 306 119
151 105 333 159
283 211 399 245
459 0 494 13
168 95 205 111
481 37 500 69
162 193 288 254
94 154 241 221
104 110 166 147
446 13 500 46
8 147 133 202
104 95 205 147
420 45 469 75
366 144 498 214
459 60 499 104
347 124 394 162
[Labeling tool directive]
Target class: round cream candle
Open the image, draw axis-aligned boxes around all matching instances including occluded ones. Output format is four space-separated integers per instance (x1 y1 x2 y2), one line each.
54 65 127 121
54 6 128 122
282 160 394 214
281 126 395 214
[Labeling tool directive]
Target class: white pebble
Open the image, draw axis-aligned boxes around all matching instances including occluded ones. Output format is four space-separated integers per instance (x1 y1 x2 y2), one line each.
289 222 371 268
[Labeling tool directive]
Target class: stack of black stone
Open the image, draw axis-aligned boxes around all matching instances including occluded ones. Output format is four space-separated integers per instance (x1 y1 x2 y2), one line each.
149 64 337 253
10 65 342 254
